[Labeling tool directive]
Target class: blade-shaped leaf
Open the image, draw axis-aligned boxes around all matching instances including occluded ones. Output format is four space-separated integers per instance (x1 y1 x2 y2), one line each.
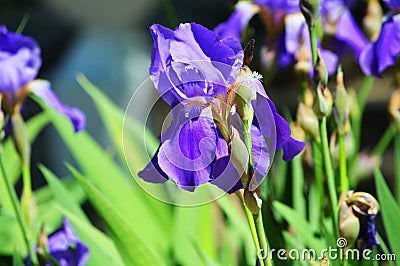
33 97 172 258
68 165 166 266
273 201 325 253
39 165 88 223
374 165 400 257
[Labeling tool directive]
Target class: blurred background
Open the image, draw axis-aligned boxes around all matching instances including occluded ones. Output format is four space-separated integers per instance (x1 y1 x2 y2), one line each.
0 0 396 217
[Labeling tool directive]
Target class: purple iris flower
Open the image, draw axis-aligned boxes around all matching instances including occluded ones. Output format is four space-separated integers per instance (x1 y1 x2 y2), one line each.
321 0 368 59
359 12 400 77
213 1 339 75
28 218 89 266
138 22 304 192
0 26 85 132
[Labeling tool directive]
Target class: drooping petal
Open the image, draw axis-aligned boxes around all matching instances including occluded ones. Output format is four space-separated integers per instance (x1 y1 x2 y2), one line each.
0 26 41 93
28 80 86 132
156 103 218 191
138 146 169 184
282 136 305 161
359 14 400 77
214 2 260 40
250 125 271 186
251 78 304 160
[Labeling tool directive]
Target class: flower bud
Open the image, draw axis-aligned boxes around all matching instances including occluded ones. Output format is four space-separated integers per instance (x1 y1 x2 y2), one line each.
297 102 320 141
21 190 38 236
348 191 379 217
300 0 321 27
320 256 330 266
339 191 360 248
333 67 349 135
388 88 400 130
315 50 328 86
37 227 49 265
363 0 383 42
295 42 312 78
11 112 31 167
315 82 333 118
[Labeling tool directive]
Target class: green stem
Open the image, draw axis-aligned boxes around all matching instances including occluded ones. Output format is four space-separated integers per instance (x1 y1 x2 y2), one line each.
371 124 397 157
242 113 272 266
338 134 348 196
292 153 306 219
395 133 400 204
22 163 32 202
358 76 374 113
236 191 264 266
254 213 272 266
320 117 339 238
309 25 318 66
311 140 324 222
0 146 38 265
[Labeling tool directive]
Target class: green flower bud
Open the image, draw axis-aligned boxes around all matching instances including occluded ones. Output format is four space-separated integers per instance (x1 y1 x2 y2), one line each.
297 102 320 141
339 191 360 248
300 0 321 27
333 68 349 135
315 82 333 118
348 191 379 217
21 190 38 236
315 50 328 86
11 112 31 167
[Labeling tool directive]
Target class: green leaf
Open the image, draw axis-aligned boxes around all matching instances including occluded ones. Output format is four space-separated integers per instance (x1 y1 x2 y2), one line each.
68 165 166 266
0 113 49 255
215 194 254 265
36 176 86 233
76 74 159 168
39 165 88 223
34 98 172 258
13 249 25 266
374 165 400 258
56 205 124 266
273 201 325 253
173 193 217 266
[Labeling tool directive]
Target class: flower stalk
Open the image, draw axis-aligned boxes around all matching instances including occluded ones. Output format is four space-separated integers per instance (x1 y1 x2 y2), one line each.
0 145 38 265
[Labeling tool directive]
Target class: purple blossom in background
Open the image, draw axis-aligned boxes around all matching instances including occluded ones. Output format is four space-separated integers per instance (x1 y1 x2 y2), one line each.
139 22 304 192
321 0 368 59
213 1 339 75
0 26 85 132
359 13 400 77
28 218 89 266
